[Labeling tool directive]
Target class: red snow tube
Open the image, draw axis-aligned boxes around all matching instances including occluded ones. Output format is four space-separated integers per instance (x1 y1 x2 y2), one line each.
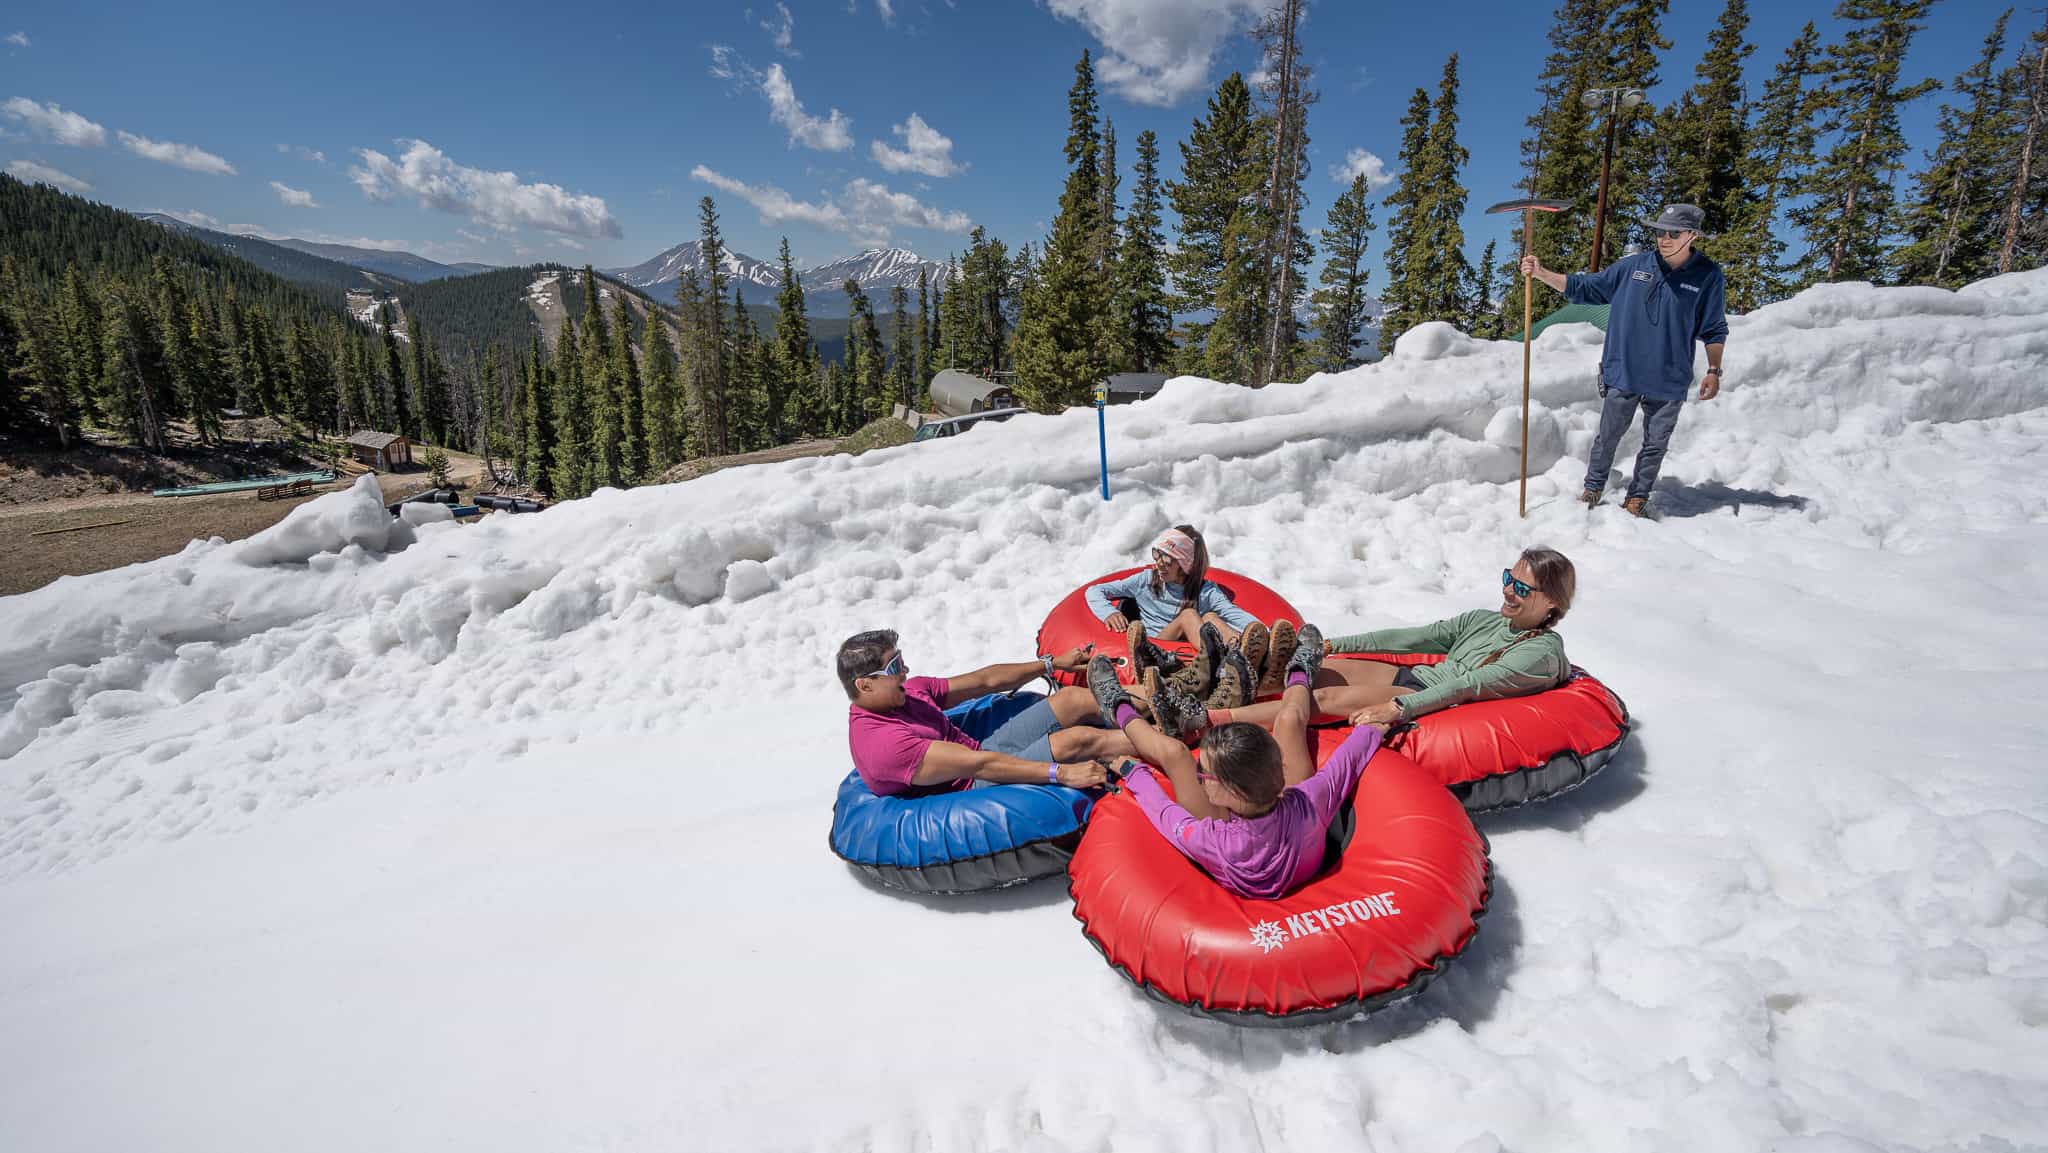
1331 655 1631 813
1035 567 1303 687
1068 729 1491 1027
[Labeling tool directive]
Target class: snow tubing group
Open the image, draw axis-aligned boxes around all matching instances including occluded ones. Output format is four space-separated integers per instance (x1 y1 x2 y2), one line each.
829 692 1095 895
1035 567 1301 687
1069 729 1491 1026
829 570 1633 1025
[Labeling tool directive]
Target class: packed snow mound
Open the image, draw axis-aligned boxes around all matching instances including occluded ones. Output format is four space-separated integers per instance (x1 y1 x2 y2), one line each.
2 271 2047 1152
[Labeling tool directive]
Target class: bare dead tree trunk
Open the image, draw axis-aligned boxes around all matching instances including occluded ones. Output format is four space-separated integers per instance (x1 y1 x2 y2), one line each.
1257 0 1305 387
2000 24 2046 274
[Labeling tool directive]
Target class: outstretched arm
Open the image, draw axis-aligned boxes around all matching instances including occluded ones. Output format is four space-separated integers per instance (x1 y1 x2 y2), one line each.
1115 715 1225 821
942 645 1094 707
913 741 1107 789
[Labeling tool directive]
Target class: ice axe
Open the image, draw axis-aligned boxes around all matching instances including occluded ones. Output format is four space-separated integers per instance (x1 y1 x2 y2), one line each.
1485 197 1570 517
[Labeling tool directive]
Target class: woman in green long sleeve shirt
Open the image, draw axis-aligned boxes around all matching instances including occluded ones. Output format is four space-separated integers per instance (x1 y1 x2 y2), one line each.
1215 549 1578 730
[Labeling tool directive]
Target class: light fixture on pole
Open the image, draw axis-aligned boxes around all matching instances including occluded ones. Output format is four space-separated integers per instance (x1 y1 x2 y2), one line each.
1581 86 1645 274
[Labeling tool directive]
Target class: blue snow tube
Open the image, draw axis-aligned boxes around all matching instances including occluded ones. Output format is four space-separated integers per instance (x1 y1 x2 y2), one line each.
830 692 1096 894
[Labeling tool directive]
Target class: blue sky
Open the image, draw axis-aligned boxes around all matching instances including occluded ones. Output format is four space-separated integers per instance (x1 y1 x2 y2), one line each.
0 0 2025 275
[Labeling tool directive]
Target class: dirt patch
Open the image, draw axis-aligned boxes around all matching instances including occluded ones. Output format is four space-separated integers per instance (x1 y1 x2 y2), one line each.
655 439 842 484
0 448 492 598
0 425 323 505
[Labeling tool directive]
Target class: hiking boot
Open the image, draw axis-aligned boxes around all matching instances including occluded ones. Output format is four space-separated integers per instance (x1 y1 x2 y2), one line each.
1206 647 1256 710
1579 488 1603 506
1088 654 1135 728
1235 622 1270 690
1287 623 1325 679
1257 620 1299 697
1168 623 1224 699
1124 620 1149 675
1136 667 1162 720
1623 495 1650 518
1152 679 1206 740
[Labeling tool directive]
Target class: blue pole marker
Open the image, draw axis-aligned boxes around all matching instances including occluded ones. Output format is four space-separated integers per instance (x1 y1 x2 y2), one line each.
1094 383 1110 501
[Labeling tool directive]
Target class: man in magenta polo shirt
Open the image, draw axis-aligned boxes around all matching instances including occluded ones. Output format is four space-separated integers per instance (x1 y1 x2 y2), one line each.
839 629 1127 796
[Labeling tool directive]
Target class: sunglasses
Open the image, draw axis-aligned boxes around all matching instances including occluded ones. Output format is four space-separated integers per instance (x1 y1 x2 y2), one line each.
1502 569 1538 598
1653 228 1689 241
860 652 907 679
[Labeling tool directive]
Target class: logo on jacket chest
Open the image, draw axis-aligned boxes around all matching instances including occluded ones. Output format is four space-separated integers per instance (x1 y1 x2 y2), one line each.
1631 270 1653 283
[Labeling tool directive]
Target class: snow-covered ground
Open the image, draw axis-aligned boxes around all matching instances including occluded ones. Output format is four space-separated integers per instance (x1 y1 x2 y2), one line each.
4 273 2047 1152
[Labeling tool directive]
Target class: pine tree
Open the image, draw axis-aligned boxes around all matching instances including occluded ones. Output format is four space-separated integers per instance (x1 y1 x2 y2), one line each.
698 197 730 455
1997 12 2047 273
1252 0 1315 384
1379 87 1434 354
611 293 645 481
843 279 886 424
1793 0 1941 285
523 330 555 495
1168 72 1260 369
888 283 912 410
551 317 587 497
580 267 622 487
1897 11 2018 287
97 281 170 452
1719 22 1825 310
771 238 814 439
728 283 767 452
1414 55 1475 327
1469 239 1503 338
913 266 932 408
641 313 680 474
1310 172 1377 371
676 264 712 457
1515 0 1611 297
1599 0 1674 267
380 303 410 434
1116 129 1174 373
57 265 101 427
1660 0 1753 255
1 256 78 445
1015 51 1115 409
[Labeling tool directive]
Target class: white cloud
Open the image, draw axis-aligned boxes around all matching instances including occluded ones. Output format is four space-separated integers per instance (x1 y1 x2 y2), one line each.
760 63 853 151
1043 0 1266 107
269 180 318 208
2 97 107 147
762 3 797 55
152 208 220 229
707 49 851 152
690 166 971 246
276 143 327 165
6 159 90 194
876 0 895 22
844 177 972 235
118 130 236 175
691 165 847 231
1335 148 1393 191
349 138 621 238
5 32 29 48
870 113 963 177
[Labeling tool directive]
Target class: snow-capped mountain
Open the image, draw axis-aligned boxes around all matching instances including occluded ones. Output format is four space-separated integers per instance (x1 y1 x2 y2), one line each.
605 243 952 315
605 241 783 294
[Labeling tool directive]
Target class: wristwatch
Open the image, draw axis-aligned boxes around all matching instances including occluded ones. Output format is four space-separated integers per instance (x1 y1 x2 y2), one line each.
1704 367 1723 376
1040 653 1057 680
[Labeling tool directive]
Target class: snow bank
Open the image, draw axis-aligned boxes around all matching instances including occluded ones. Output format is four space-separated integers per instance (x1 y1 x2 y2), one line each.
2 272 2046 1152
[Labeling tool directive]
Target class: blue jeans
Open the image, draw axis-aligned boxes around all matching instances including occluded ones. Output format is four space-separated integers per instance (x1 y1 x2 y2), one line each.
1585 390 1684 500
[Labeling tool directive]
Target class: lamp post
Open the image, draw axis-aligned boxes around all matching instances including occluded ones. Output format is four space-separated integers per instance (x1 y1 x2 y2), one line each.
1582 86 1645 273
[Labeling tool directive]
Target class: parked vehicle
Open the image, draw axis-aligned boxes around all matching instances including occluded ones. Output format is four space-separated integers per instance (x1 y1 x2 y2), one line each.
911 408 1027 443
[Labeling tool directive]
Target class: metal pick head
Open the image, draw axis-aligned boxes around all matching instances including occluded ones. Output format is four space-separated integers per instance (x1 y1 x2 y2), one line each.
1484 198 1572 215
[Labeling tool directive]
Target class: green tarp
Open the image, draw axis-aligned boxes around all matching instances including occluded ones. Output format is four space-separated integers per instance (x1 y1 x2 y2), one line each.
1512 303 1609 342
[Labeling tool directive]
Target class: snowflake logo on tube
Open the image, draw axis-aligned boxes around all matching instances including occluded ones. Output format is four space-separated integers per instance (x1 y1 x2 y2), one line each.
1249 920 1289 954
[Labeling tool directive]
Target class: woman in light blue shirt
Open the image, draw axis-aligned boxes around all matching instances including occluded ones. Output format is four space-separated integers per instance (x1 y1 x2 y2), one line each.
1085 525 1257 644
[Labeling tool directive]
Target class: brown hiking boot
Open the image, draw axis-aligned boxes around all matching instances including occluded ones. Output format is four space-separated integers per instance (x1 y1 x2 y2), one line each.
1152 679 1206 740
1125 620 1149 676
1236 622 1269 692
1579 488 1603 506
1623 496 1650 518
1135 667 1162 720
1257 619 1299 697
1206 648 1255 710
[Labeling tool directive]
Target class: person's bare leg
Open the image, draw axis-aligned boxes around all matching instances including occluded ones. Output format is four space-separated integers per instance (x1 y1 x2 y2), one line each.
1153 607 1204 644
1223 661 1403 726
1199 612 1241 645
1274 680 1316 787
1046 686 1138 759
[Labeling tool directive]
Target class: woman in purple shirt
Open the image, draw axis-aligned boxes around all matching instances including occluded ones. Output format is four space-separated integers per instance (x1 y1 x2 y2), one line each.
1083 627 1388 901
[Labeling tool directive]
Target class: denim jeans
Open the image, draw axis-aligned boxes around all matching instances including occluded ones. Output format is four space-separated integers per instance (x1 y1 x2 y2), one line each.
1585 390 1684 500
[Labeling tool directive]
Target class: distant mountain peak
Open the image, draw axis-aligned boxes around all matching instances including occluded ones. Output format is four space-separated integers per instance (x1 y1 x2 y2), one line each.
605 241 952 315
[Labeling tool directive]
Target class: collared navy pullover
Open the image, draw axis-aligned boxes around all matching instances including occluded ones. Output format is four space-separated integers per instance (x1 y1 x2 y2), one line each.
1564 249 1729 402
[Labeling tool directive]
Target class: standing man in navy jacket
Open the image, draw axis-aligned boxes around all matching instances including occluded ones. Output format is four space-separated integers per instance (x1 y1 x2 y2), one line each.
1522 203 1729 517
